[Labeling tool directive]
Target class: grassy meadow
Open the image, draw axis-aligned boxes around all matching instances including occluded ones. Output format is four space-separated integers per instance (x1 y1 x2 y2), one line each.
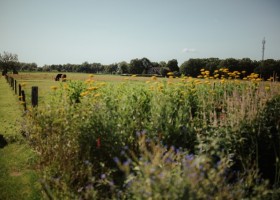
2 71 280 199
0 76 41 200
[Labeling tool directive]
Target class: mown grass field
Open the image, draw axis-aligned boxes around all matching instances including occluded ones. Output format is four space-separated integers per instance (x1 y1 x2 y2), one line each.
2 71 280 199
10 72 157 107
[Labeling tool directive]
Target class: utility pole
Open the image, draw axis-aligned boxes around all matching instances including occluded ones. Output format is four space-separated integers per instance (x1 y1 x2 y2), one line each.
262 37 266 61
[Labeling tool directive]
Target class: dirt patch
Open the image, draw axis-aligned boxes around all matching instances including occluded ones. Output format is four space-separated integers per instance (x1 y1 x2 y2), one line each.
10 171 23 177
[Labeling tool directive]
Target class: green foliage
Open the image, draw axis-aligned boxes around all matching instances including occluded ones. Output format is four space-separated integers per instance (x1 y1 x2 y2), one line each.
254 59 280 80
238 95 280 185
116 134 270 199
0 51 19 74
180 59 204 77
166 59 179 72
65 80 86 103
22 77 280 198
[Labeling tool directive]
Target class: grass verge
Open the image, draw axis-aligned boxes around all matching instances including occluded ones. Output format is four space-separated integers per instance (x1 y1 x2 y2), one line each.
0 76 41 200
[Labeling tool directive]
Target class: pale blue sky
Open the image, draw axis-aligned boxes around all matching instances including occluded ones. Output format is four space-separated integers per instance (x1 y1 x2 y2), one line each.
1 0 279 66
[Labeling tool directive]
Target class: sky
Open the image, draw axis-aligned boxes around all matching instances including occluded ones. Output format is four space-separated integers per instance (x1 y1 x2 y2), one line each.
0 0 280 67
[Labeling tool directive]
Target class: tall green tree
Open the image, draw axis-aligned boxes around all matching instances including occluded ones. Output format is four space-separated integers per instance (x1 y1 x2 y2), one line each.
117 61 129 74
180 59 205 77
0 51 19 75
128 58 145 74
254 59 280 80
218 58 239 71
166 59 179 72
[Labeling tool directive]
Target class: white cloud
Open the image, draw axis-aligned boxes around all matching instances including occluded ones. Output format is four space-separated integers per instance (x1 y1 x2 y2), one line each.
182 48 197 53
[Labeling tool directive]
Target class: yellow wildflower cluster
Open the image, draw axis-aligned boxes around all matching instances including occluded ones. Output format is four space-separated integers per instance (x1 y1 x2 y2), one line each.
196 68 269 83
79 75 105 99
246 73 262 82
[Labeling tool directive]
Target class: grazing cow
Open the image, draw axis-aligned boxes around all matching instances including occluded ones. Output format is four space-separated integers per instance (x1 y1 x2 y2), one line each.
61 74 67 82
55 74 63 81
55 74 67 81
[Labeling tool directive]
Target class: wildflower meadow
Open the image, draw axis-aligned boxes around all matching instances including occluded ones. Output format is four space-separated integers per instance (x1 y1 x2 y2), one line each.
19 71 280 199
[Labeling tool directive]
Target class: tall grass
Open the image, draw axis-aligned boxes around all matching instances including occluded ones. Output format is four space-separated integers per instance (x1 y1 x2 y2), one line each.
23 75 280 199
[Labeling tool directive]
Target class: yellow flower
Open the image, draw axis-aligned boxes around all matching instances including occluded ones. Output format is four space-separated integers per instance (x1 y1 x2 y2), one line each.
265 86 270 91
267 77 273 81
80 91 89 97
98 82 106 86
63 84 69 89
200 68 205 72
85 79 91 84
87 87 98 91
51 86 58 90
167 72 174 76
151 76 157 81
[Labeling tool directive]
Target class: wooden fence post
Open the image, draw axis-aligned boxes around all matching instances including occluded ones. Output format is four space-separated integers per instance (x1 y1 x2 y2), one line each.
14 80 17 94
21 90 27 111
10 77 13 87
12 78 14 90
18 84 22 101
31 86 38 107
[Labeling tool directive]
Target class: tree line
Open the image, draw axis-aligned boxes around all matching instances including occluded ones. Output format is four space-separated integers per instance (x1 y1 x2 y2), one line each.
1 51 279 80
